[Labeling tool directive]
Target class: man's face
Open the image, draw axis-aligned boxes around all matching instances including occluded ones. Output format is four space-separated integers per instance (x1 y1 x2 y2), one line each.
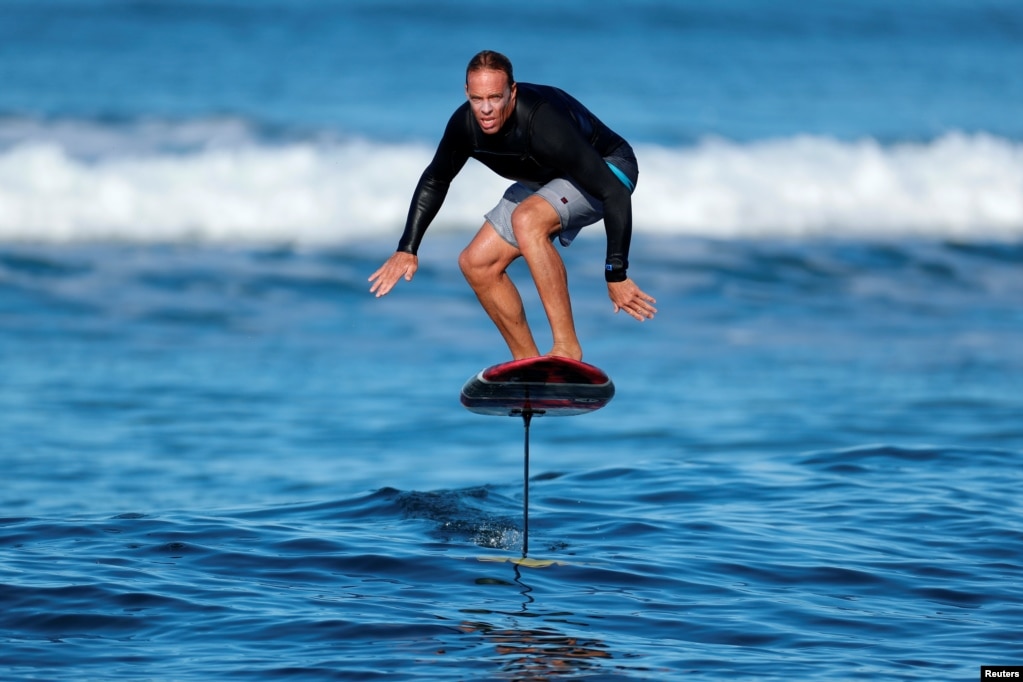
466 69 516 135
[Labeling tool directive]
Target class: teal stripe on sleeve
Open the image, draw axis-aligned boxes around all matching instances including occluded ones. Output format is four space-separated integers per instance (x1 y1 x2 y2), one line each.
606 161 635 192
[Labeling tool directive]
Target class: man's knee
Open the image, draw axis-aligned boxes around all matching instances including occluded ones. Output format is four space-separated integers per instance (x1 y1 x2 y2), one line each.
511 197 560 244
459 235 509 283
458 244 481 279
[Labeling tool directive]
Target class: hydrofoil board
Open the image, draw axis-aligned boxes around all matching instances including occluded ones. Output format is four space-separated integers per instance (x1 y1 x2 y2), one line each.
460 356 614 417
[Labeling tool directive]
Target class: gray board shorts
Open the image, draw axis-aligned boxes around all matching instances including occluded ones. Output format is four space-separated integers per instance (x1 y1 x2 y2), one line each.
484 149 638 249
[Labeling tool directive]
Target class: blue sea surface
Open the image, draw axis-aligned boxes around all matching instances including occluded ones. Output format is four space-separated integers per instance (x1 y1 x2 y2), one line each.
2 1 1023 680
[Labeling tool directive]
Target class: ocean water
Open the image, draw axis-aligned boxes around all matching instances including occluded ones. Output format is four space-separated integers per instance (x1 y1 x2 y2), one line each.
2 1 1022 680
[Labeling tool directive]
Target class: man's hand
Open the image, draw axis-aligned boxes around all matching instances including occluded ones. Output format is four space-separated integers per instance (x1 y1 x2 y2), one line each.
607 279 657 321
369 251 418 297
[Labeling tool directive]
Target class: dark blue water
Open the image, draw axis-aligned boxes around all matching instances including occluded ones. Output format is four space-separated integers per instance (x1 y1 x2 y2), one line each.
2 1 1023 679
3 237 1022 679
3 0 1021 142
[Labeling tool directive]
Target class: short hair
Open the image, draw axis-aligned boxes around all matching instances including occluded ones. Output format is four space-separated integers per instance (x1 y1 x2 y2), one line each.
466 50 515 86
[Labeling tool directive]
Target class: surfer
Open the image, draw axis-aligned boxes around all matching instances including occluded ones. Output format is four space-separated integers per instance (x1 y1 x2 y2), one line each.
369 50 656 360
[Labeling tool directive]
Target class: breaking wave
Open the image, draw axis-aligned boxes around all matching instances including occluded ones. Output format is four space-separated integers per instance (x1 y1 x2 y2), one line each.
2 117 1021 243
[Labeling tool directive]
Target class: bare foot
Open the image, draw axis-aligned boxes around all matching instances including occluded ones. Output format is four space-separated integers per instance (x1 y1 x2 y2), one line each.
545 344 583 361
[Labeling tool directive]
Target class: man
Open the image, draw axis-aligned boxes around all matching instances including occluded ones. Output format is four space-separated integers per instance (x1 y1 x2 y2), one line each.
369 50 656 361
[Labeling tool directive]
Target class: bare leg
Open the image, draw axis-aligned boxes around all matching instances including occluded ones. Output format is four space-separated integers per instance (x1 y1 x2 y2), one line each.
459 223 540 360
511 196 583 361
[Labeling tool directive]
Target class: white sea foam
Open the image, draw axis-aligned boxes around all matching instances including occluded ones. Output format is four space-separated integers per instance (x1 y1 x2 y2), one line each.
1 119 1021 243
638 133 1023 239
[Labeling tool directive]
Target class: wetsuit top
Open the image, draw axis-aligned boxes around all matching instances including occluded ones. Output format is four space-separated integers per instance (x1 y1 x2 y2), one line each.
396 82 635 282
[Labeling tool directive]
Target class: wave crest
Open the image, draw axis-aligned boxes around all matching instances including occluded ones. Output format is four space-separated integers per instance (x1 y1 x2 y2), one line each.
641 133 1023 238
2 119 1021 243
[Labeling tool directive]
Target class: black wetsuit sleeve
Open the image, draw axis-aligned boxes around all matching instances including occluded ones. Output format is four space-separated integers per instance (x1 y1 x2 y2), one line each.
396 111 471 255
529 103 633 282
